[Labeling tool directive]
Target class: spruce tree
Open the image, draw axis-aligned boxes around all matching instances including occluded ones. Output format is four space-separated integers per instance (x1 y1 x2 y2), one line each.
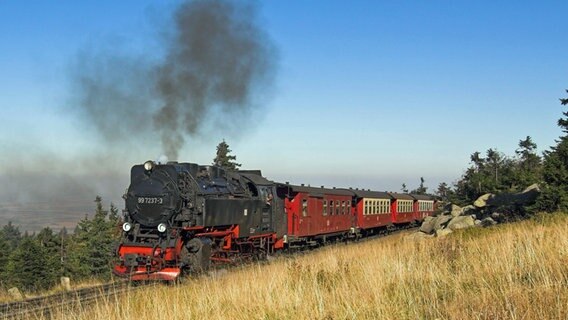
537 90 568 211
66 197 120 280
411 177 428 195
513 136 542 188
36 227 63 278
88 197 117 278
2 222 21 251
0 233 9 287
65 225 91 279
6 237 57 292
213 139 241 170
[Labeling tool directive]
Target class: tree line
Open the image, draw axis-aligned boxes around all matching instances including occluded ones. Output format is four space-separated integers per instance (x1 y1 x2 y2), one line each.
432 90 568 213
0 197 120 292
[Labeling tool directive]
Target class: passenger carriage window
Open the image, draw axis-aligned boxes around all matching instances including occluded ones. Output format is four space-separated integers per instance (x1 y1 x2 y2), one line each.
302 199 308 217
323 200 328 216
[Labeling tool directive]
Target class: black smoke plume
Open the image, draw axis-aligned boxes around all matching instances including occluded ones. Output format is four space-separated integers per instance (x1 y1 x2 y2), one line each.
72 0 277 159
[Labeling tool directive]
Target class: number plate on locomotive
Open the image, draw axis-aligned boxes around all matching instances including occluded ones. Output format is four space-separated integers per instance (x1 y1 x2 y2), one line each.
137 197 164 204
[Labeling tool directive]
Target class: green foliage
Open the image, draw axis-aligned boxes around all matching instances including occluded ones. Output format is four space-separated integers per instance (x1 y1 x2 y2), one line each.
0 196 122 294
514 136 542 188
535 90 568 212
36 227 62 277
454 143 542 205
410 177 427 195
0 233 9 286
67 197 121 280
435 182 458 203
213 139 241 170
5 237 57 292
2 221 22 251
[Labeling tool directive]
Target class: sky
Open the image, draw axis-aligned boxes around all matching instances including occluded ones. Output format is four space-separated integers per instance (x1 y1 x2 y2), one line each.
0 1 567 229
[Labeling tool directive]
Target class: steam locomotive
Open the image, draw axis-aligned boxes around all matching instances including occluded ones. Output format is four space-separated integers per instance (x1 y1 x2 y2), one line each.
113 161 436 280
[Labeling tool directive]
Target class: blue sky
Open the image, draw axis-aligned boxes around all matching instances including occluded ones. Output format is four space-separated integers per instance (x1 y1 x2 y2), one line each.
1 0 567 195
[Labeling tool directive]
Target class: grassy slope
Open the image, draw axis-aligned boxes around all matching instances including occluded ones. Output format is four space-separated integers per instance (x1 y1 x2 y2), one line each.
54 213 568 320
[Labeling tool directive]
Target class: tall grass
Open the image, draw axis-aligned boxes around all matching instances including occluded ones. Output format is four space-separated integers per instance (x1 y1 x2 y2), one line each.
49 213 568 319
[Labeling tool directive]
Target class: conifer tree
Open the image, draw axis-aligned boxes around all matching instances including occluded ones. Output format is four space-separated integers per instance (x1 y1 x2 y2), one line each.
537 90 568 211
6 237 57 292
65 217 91 279
213 139 241 170
2 222 21 251
36 227 63 277
66 197 120 280
411 177 428 195
513 136 542 188
0 233 9 286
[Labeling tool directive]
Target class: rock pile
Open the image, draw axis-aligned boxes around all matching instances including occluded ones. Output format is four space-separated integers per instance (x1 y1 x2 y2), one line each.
412 184 540 238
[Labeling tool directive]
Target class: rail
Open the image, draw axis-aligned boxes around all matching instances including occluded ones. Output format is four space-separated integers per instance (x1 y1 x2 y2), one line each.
0 281 147 319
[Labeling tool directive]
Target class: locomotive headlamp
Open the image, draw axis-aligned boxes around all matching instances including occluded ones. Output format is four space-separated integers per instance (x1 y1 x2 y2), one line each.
157 223 167 233
122 222 132 232
143 160 154 171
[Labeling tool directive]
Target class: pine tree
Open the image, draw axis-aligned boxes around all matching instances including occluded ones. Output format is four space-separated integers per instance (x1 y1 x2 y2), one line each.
213 139 241 170
2 222 21 251
66 197 120 280
6 237 57 292
0 233 9 287
65 214 92 279
537 90 568 211
88 197 117 278
513 136 542 188
411 177 428 195
36 227 63 278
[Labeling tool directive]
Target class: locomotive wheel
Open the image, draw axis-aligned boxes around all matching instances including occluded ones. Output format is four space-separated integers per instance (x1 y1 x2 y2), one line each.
183 238 212 273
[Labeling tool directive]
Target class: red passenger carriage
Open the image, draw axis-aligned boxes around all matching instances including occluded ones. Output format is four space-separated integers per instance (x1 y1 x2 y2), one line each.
277 184 354 246
388 192 416 224
351 189 393 233
410 194 437 221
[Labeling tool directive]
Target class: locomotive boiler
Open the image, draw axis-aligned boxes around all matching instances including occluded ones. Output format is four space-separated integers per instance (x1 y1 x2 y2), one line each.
113 160 286 280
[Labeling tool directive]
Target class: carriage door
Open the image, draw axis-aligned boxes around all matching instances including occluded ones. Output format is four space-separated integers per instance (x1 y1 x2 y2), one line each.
300 196 310 235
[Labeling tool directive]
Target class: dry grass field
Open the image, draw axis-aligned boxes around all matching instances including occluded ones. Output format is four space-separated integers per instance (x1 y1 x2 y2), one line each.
44 213 568 319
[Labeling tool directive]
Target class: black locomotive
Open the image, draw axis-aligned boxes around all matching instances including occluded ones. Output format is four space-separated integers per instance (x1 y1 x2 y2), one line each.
114 160 285 280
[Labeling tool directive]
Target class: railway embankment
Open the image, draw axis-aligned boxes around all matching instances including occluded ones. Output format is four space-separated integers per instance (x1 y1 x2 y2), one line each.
36 210 568 320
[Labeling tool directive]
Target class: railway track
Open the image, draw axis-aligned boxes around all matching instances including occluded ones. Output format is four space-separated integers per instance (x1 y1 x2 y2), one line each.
0 281 146 319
